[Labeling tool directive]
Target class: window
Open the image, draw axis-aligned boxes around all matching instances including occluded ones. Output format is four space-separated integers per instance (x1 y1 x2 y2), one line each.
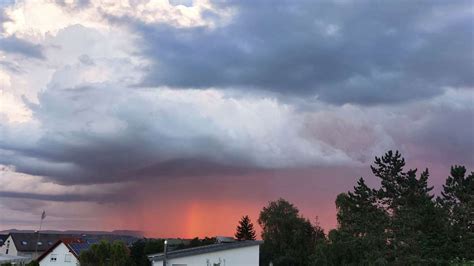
5 249 8 254
37 241 43 246
21 241 27 245
65 254 72 262
50 254 57 262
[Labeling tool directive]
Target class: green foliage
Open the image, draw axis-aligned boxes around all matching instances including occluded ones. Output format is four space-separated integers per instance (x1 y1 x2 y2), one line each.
235 215 257 240
26 261 39 266
130 238 164 266
258 198 325 266
79 240 134 266
329 178 389 265
438 166 474 260
324 150 473 265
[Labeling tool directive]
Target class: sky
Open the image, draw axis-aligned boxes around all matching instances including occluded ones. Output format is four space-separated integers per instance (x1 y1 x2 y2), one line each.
0 0 473 238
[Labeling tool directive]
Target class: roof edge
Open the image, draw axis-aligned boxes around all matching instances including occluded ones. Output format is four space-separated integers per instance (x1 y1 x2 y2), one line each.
148 240 263 261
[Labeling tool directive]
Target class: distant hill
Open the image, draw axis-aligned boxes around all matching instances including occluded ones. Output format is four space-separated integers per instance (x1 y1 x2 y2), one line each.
0 229 144 238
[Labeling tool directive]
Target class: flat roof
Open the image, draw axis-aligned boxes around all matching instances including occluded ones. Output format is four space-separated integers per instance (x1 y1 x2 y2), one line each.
148 240 263 261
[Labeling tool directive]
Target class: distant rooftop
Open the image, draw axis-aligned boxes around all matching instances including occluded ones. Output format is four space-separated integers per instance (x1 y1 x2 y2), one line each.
6 232 138 253
8 232 77 252
0 235 8 246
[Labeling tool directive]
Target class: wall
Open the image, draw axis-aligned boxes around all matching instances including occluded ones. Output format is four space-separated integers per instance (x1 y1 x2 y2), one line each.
0 236 18 256
152 245 260 266
39 243 79 266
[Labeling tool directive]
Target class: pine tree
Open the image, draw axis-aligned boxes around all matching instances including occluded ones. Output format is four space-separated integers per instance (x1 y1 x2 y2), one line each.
439 165 474 260
332 178 389 265
370 151 447 264
329 151 451 264
235 215 257 241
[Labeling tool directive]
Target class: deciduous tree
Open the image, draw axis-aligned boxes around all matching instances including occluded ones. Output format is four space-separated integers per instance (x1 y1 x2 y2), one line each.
79 240 133 266
258 198 325 266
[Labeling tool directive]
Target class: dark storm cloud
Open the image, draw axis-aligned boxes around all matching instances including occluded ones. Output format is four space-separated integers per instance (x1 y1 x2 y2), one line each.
0 190 119 203
0 0 472 195
127 0 473 105
0 130 252 185
0 36 45 59
0 83 259 185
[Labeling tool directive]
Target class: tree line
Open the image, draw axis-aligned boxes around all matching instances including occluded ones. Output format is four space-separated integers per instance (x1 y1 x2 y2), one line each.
79 237 217 266
256 151 473 265
72 150 472 265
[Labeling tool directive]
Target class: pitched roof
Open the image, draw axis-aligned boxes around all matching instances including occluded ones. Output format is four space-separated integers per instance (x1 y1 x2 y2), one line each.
0 235 8 247
36 238 85 262
148 240 263 261
37 236 134 262
9 233 76 252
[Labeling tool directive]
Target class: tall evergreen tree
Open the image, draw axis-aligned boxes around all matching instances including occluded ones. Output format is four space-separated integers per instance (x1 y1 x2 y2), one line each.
331 178 389 265
235 215 257 241
329 151 452 264
439 165 474 260
370 151 448 264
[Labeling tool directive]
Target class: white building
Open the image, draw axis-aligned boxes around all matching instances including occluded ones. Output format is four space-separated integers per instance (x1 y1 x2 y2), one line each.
0 233 68 260
148 240 262 266
37 238 85 266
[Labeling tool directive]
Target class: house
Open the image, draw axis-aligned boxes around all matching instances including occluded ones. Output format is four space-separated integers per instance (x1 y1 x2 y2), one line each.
36 235 138 266
0 233 75 260
148 240 263 266
37 238 89 266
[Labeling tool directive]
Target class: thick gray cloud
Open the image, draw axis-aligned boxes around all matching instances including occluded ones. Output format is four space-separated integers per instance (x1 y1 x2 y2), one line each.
128 0 473 105
0 0 472 209
0 190 118 203
2 79 347 185
0 36 45 59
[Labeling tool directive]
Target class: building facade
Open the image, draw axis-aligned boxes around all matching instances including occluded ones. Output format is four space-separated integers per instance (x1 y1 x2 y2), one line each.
37 240 81 266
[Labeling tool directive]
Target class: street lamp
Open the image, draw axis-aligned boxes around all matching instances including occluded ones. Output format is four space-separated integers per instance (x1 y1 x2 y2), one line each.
163 240 168 266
